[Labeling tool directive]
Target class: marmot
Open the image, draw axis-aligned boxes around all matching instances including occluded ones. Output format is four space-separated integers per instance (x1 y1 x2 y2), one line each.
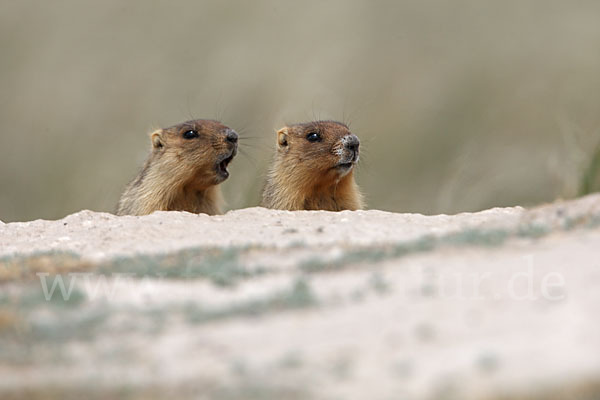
116 119 238 216
261 120 364 211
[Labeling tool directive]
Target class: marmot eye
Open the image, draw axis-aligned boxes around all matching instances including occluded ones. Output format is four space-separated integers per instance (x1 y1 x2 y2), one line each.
306 132 321 142
183 130 199 139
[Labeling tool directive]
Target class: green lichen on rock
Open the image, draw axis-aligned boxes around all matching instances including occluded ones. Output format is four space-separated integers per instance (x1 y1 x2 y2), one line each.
185 277 316 324
98 247 268 287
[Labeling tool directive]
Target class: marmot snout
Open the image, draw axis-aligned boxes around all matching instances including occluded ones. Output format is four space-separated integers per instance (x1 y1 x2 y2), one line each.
261 120 364 211
116 119 238 216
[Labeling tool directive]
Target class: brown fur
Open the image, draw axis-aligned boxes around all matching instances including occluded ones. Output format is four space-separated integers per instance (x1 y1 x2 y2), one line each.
262 121 364 211
116 119 237 216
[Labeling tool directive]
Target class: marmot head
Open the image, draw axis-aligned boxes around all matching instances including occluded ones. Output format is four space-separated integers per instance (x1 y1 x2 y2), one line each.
150 119 238 188
275 120 360 186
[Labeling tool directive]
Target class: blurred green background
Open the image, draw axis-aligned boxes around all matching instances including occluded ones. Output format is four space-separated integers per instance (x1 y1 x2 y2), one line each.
1 0 600 222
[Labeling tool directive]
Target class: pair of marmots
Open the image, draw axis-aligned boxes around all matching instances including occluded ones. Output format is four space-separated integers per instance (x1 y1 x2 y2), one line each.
116 119 363 216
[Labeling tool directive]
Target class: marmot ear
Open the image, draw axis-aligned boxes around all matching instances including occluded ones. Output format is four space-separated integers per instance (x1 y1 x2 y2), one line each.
277 127 289 148
150 129 164 149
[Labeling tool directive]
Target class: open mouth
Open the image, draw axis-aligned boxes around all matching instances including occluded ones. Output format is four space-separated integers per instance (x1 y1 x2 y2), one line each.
216 150 236 179
335 151 358 173
338 153 358 169
336 162 354 170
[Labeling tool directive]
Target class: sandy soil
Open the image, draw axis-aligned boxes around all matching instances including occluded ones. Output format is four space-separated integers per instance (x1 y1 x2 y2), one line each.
1 195 599 399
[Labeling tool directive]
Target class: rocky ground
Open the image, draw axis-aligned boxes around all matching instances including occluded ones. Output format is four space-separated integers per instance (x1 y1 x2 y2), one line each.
1 195 600 400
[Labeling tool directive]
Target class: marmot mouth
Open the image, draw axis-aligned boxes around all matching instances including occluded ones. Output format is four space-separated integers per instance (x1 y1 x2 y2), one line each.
336 161 355 172
216 150 236 179
335 151 359 172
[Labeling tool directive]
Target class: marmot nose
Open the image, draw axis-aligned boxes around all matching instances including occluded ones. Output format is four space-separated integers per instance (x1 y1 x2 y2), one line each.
344 135 360 152
225 130 238 144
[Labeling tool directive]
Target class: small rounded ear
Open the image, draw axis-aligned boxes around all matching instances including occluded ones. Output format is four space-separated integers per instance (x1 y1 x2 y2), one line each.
277 127 289 148
150 129 164 149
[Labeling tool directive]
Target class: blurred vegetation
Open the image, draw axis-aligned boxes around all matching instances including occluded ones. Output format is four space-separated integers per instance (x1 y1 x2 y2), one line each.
580 144 600 195
1 0 600 222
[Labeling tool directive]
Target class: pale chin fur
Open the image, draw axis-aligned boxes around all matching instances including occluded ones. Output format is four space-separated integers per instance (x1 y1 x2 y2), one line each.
338 167 352 178
335 160 355 177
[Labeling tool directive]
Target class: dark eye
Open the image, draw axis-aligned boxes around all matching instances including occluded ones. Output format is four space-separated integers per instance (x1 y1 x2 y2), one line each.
306 132 321 142
183 130 199 139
